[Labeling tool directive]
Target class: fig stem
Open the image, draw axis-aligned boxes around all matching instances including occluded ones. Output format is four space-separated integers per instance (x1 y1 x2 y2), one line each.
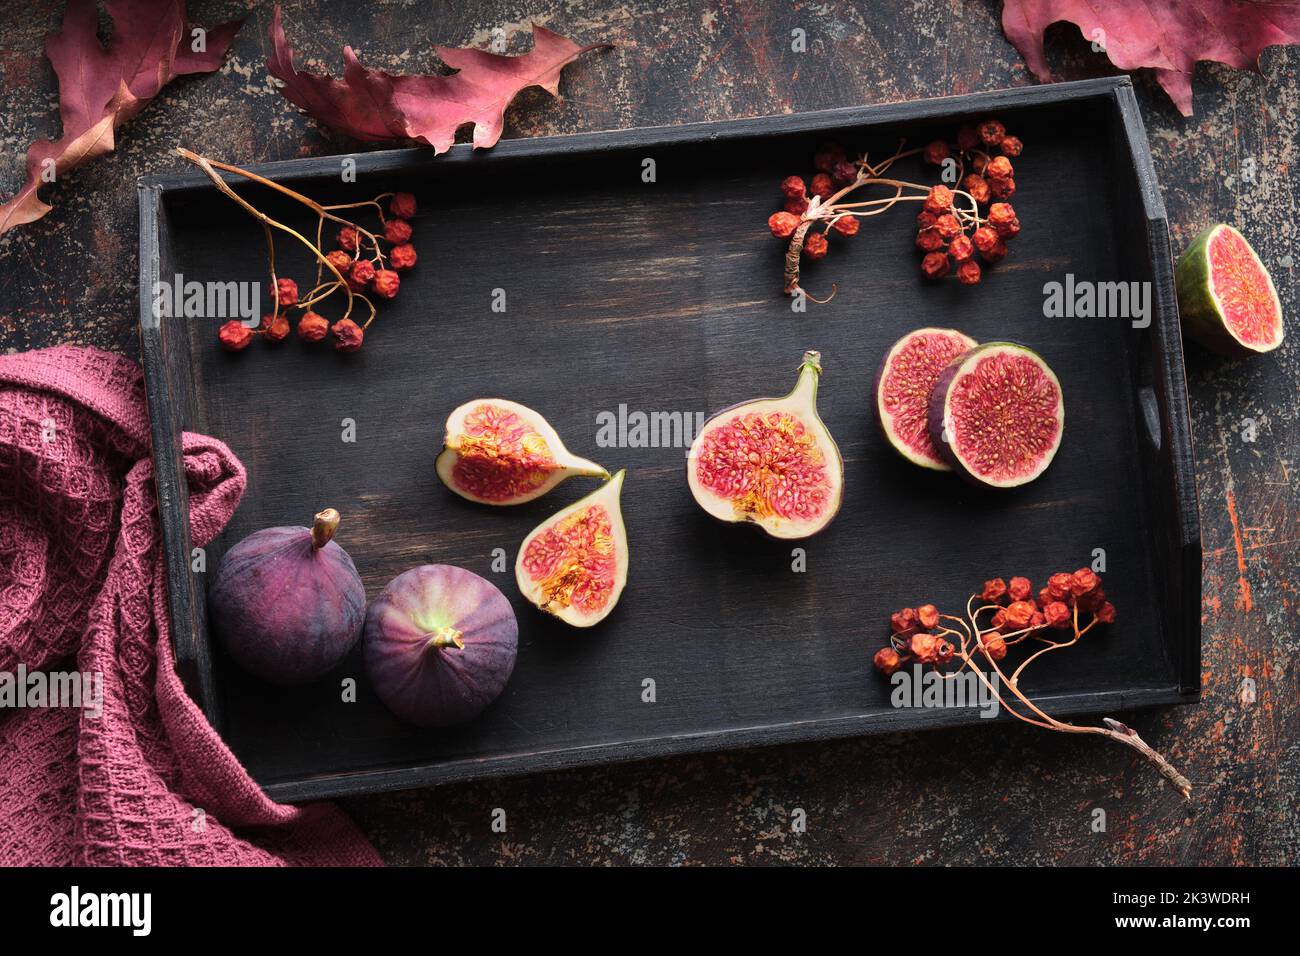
792 350 823 403
311 509 341 549
426 627 465 651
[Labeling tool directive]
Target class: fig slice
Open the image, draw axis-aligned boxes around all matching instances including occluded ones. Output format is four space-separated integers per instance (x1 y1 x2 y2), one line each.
875 327 978 470
515 469 629 628
687 350 843 538
928 342 1064 488
1176 223 1284 356
436 398 608 505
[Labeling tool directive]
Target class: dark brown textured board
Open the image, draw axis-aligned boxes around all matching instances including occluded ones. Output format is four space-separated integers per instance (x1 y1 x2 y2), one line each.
138 77 1200 803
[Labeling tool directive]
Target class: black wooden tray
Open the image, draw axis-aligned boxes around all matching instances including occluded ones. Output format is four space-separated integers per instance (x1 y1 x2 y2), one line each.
139 77 1200 802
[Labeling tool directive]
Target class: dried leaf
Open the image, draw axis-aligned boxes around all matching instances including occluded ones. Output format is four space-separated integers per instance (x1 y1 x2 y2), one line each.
1000 0 1300 115
266 6 605 152
0 0 242 236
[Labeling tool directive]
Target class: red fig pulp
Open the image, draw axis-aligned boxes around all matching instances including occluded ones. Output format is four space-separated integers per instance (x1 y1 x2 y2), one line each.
875 327 977 470
364 565 518 727
928 342 1064 488
516 470 629 627
209 508 365 685
687 350 843 538
436 399 608 505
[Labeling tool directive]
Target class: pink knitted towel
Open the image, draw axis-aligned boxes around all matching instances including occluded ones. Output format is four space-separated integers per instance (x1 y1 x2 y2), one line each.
0 345 380 865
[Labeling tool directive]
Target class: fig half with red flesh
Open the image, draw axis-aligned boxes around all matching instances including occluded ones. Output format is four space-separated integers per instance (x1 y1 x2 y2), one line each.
436 399 608 505
515 469 628 628
875 327 978 470
687 350 843 538
1176 223 1284 357
928 342 1064 488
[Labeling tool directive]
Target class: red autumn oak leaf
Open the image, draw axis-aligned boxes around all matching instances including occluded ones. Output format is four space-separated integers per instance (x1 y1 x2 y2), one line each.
1000 0 1300 115
266 5 606 152
0 0 243 236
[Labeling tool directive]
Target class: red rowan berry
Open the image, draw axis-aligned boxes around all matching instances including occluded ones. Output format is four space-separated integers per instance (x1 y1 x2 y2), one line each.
371 269 400 299
260 313 290 343
813 143 845 173
981 633 1007 661
891 607 919 636
956 259 982 285
297 311 329 342
1044 601 1072 629
910 632 943 665
962 173 990 205
920 251 950 279
957 126 980 152
389 192 417 219
769 211 800 239
991 609 1008 631
994 217 1020 240
1038 587 1053 608
948 234 974 261
981 577 1008 602
1009 577 1033 603
337 225 360 252
935 213 961 241
1070 568 1101 598
916 210 938 230
347 259 376 291
810 173 834 200
923 140 951 165
1095 601 1117 624
803 231 829 260
916 604 940 629
874 646 906 676
1077 587 1107 613
971 153 989 174
832 214 859 236
780 175 807 200
331 318 364 352
1048 573 1073 601
981 238 1008 263
384 218 413 244
978 119 1006 147
325 249 353 275
999 135 1023 157
988 202 1016 228
1005 600 1036 630
924 185 954 214
274 277 298 307
218 320 252 351
830 160 858 186
390 243 418 271
985 155 1014 180
989 177 1016 200
784 196 809 216
916 228 945 253
973 226 999 254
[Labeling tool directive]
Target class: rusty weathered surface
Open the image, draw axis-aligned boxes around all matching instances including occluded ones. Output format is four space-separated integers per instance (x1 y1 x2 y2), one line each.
1 0 1295 864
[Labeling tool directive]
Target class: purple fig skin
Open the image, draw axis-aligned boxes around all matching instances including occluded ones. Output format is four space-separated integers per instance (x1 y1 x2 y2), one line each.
210 524 366 685
927 342 1063 488
364 565 518 728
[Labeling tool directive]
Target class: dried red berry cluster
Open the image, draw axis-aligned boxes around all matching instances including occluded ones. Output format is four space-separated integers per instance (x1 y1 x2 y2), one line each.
219 192 419 354
872 567 1114 676
916 118 1022 284
767 142 862 262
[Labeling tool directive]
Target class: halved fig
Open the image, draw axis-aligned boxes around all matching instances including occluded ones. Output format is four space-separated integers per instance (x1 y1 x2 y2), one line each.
436 399 608 505
687 350 843 538
928 342 1064 488
1176 223 1284 357
875 327 978 470
515 470 628 627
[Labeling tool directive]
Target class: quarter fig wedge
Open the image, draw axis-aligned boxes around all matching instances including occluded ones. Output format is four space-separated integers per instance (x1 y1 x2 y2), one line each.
515 469 629 628
436 398 608 505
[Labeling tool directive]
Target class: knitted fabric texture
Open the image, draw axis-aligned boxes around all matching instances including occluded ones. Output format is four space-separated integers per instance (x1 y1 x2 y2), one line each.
0 345 380 866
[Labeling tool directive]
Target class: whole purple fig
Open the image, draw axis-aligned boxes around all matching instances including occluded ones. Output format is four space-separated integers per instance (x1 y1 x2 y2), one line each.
364 565 518 727
210 508 366 684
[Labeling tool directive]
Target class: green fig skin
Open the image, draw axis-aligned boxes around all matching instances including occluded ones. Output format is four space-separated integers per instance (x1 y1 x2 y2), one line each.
1175 225 1284 358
